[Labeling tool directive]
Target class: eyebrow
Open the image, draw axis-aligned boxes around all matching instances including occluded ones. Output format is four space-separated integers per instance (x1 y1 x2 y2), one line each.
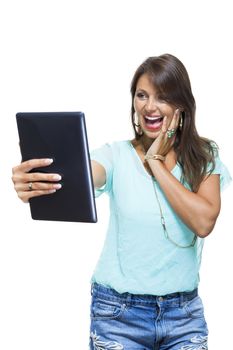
135 88 148 93
136 87 164 98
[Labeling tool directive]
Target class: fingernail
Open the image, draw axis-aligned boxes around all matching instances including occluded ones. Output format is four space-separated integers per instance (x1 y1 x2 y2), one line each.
54 184 62 189
52 175 62 180
44 158 53 164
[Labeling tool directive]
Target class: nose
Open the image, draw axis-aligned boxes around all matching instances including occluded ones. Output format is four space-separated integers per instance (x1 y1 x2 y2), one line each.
145 96 159 112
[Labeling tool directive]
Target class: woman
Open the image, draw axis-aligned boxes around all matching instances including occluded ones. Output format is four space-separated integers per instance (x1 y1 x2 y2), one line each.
12 54 231 349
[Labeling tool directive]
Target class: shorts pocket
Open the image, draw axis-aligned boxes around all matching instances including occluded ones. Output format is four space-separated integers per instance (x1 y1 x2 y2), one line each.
91 298 126 320
183 295 205 319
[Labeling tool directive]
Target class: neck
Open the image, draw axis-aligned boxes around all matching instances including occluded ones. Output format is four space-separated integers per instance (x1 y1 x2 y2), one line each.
132 136 176 159
138 135 154 153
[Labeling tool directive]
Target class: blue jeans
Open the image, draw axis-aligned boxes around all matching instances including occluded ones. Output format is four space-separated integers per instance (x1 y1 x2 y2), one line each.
90 283 208 350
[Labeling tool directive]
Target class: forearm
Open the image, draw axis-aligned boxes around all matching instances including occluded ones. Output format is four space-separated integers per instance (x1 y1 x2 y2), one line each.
147 159 219 237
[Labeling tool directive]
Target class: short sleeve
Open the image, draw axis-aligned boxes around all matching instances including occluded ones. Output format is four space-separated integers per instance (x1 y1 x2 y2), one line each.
210 155 232 192
90 143 113 197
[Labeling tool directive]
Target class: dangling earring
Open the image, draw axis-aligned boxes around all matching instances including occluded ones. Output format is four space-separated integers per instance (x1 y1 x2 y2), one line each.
133 112 143 136
179 114 183 130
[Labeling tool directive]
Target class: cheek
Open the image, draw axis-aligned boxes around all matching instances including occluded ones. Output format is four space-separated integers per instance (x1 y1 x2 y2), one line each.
162 106 175 119
134 100 142 112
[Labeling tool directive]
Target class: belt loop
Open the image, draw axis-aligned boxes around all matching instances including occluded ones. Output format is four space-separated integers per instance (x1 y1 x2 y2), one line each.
179 292 184 307
91 283 94 296
125 292 132 307
91 282 97 296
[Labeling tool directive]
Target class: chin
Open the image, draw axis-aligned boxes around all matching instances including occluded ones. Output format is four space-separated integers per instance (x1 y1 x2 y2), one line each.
143 130 160 139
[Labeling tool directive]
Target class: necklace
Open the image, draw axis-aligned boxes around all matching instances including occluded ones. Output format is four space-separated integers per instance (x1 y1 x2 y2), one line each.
131 139 197 248
151 178 197 248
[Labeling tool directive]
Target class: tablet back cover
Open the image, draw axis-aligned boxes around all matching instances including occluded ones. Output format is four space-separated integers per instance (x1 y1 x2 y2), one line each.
16 112 97 223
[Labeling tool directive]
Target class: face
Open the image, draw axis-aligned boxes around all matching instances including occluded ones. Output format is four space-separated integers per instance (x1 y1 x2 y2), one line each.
134 73 177 139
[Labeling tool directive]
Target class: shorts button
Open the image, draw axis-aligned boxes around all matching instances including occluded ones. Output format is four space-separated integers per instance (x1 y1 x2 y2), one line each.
158 296 163 302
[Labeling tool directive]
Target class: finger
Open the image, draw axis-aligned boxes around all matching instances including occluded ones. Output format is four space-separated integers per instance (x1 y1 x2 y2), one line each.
168 109 180 130
17 189 58 203
12 172 62 186
15 181 62 192
161 116 168 133
25 172 62 183
12 158 54 175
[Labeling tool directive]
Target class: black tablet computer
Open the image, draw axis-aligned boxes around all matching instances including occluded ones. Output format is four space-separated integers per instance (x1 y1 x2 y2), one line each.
16 112 97 223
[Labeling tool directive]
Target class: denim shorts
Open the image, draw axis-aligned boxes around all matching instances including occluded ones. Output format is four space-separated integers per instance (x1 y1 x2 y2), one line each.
89 283 208 350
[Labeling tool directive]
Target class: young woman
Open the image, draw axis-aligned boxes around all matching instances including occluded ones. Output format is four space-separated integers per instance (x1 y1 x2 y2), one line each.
12 54 231 349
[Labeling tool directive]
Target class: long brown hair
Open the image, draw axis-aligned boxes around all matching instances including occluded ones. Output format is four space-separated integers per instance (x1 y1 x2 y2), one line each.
130 54 217 192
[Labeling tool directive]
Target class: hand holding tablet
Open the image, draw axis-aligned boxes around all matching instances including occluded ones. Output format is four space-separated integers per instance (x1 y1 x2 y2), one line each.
15 112 97 223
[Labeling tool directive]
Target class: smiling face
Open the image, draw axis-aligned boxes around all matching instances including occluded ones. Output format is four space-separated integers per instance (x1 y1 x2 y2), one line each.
134 73 177 140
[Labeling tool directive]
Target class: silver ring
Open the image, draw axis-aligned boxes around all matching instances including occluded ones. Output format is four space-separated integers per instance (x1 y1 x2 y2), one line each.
167 128 176 138
28 182 33 191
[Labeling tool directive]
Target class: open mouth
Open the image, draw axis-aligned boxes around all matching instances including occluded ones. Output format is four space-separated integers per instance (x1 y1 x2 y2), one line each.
144 115 164 130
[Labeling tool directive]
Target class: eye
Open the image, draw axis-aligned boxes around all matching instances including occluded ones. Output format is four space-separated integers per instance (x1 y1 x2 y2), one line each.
158 99 167 104
135 92 148 100
157 95 167 103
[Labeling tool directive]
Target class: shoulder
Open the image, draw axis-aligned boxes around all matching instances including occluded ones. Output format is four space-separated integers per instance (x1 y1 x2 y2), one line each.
209 140 219 157
91 140 130 155
206 142 232 192
90 140 130 166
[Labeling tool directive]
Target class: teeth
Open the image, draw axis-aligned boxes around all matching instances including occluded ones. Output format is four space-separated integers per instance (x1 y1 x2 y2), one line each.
145 116 162 121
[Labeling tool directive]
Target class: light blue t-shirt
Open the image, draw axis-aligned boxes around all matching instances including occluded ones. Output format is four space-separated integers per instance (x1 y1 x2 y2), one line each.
90 140 232 295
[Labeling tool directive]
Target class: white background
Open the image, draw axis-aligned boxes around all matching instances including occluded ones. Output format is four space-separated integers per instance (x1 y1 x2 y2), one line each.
0 0 232 349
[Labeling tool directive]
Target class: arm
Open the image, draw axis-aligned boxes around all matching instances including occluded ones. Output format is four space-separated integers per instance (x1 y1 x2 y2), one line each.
12 158 107 203
147 159 221 238
91 160 106 189
145 111 221 238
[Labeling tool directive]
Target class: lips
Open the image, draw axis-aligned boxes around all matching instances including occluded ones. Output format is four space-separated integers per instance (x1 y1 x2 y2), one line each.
143 115 164 131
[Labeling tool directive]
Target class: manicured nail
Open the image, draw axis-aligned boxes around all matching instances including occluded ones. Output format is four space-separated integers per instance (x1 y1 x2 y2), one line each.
44 158 53 164
54 184 62 189
52 175 62 181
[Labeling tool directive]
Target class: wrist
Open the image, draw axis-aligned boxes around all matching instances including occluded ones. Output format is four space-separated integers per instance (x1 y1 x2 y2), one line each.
144 154 165 162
